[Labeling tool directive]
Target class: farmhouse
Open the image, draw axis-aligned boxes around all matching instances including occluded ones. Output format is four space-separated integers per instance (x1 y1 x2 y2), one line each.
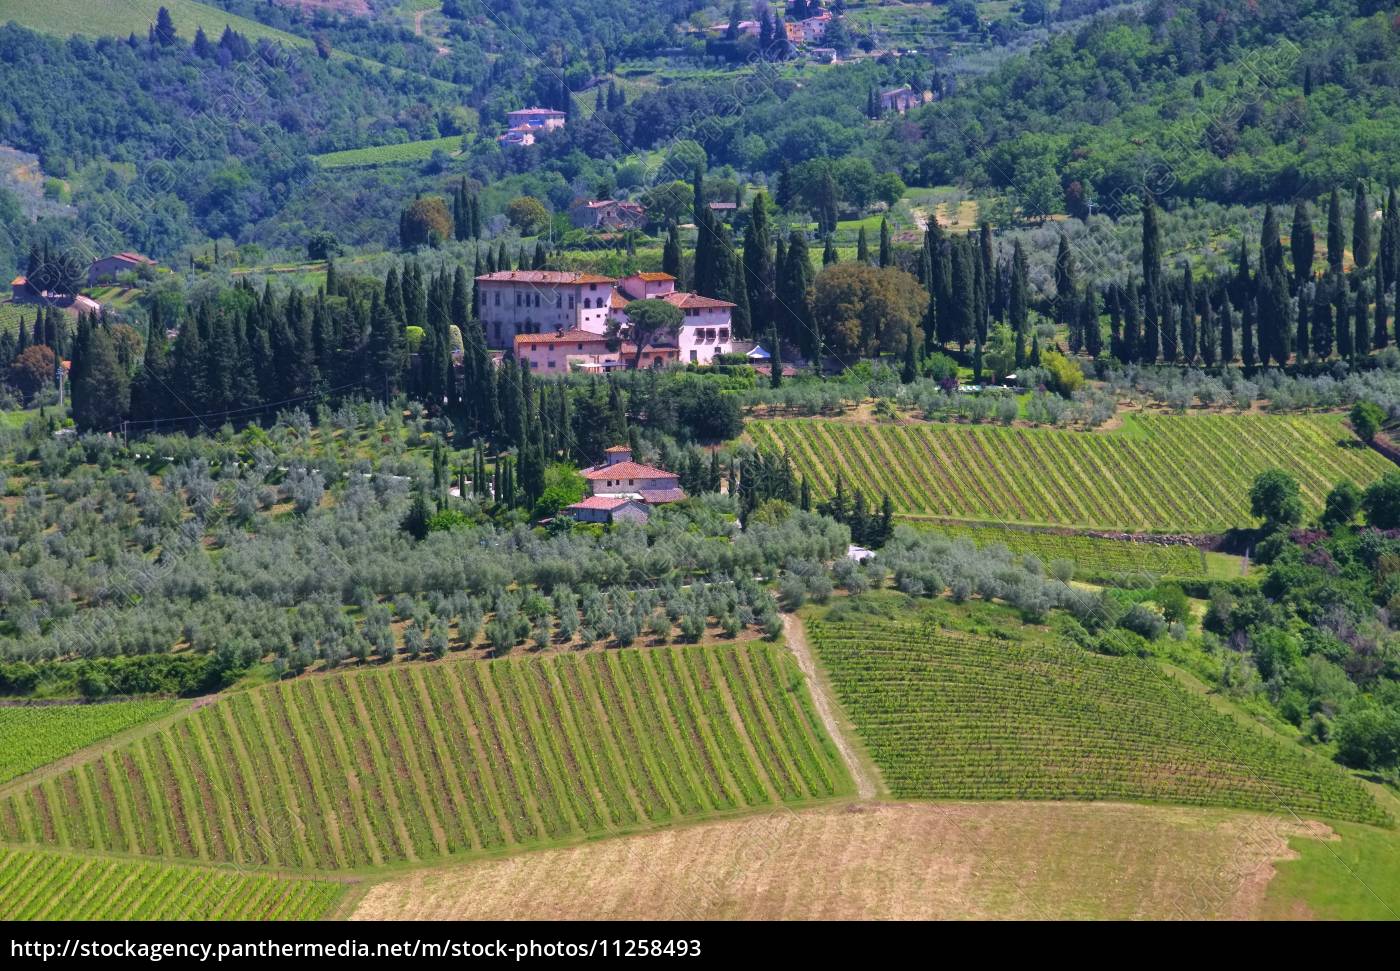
10 275 33 301
879 85 919 115
86 252 156 285
565 445 686 523
569 199 647 231
475 270 616 348
482 269 734 365
514 328 677 375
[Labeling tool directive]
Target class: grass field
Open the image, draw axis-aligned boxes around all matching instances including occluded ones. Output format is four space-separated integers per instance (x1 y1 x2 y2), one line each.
349 801 1368 920
1264 821 1400 919
0 645 851 871
750 412 1393 532
0 1 312 47
313 135 465 170
908 522 1243 582
0 701 180 785
806 600 1388 824
0 847 344 920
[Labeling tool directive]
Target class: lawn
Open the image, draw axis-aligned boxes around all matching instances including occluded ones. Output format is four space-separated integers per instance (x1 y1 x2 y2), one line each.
0 1 311 48
314 135 467 170
1264 821 1400 919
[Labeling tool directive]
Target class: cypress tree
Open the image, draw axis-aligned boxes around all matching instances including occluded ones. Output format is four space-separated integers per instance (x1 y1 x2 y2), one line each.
1198 290 1216 366
856 227 869 265
1328 187 1345 275
1080 287 1101 358
1053 233 1076 326
769 325 782 388
1354 281 1369 359
1313 275 1334 359
1120 281 1139 364
1335 275 1352 359
878 217 892 268
822 235 838 265
1384 186 1400 294
1291 201 1315 288
662 223 682 283
1374 257 1390 350
1219 290 1236 364
1008 240 1029 344
1295 279 1311 361
1353 180 1373 271
742 192 774 337
1241 294 1257 368
729 249 752 339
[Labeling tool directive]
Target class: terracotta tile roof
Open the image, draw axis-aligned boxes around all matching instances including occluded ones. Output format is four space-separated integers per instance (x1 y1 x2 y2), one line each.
514 328 609 346
604 445 632 453
113 252 156 265
609 290 628 309
661 291 735 310
10 276 26 286
476 270 615 285
568 495 634 511
633 272 676 282
638 488 687 504
580 461 679 481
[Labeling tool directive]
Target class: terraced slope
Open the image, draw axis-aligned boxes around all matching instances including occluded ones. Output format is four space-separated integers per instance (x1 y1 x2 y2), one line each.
0 645 851 870
750 413 1392 532
808 613 1388 824
0 848 343 920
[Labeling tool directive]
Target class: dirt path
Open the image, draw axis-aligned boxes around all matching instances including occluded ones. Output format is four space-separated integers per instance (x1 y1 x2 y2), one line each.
781 614 878 800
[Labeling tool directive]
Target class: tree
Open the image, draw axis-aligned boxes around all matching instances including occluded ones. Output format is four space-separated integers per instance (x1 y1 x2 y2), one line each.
1350 400 1385 444
1328 187 1346 274
1053 233 1076 326
400 196 453 248
70 323 130 432
662 223 682 283
769 325 783 389
505 196 549 236
306 231 340 261
1290 201 1314 287
1321 480 1362 530
615 299 683 370
878 217 892 268
1353 180 1373 271
7 344 54 402
1363 472 1400 529
1249 469 1303 533
742 193 774 337
810 263 925 359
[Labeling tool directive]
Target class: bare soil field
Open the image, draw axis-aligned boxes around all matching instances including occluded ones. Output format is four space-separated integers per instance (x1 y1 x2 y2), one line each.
349 801 1333 921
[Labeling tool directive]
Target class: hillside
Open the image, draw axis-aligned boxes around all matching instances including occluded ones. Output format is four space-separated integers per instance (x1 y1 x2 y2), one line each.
0 645 851 870
806 596 1389 824
751 412 1394 532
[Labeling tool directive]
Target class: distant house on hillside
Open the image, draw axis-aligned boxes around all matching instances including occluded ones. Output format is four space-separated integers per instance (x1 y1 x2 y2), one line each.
564 445 686 524
10 276 33 301
506 107 566 132
569 199 647 231
879 85 919 115
86 252 156 285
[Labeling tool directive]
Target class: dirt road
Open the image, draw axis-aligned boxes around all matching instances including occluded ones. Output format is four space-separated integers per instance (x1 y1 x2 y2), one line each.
781 614 879 799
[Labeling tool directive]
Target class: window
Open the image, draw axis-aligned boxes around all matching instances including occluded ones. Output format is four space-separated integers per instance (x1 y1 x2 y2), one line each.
515 292 522 307
548 360 556 368
719 328 729 342
690 350 698 362
494 291 500 306
569 295 575 309
556 293 562 308
583 298 591 309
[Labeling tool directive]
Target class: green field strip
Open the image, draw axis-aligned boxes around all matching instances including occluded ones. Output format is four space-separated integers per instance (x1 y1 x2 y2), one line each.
529 660 613 831
618 651 707 816
491 662 576 840
436 664 522 846
574 652 666 823
746 646 844 798
588 653 678 823
687 649 772 807
554 656 645 827
392 669 476 855
648 649 740 811
324 676 407 864
455 663 541 844
515 661 606 833
242 689 323 869
133 738 184 861
628 650 718 814
179 713 245 865
215 699 288 866
417 666 503 849
675 648 766 807
717 649 801 801
340 673 424 863
477 662 565 840
272 682 352 868
299 679 382 866
152 731 203 860
366 673 451 858
200 704 266 865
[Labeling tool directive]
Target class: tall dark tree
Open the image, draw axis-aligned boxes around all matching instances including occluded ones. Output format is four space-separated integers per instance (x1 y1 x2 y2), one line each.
1353 180 1373 271
742 193 775 337
1374 257 1390 350
878 217 892 268
1327 187 1346 275
1291 201 1315 288
1053 233 1076 327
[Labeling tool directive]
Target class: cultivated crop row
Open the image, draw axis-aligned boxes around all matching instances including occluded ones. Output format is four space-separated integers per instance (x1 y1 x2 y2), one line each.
750 413 1392 532
0 645 851 870
0 700 179 785
908 523 1212 580
0 848 343 920
808 617 1388 824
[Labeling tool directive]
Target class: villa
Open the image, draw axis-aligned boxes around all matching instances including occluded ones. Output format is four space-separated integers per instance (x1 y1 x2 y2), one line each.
564 445 686 524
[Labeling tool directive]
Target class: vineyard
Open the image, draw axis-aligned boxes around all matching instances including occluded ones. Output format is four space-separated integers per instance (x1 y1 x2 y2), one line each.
808 611 1388 824
908 523 1239 582
0 645 850 870
0 700 180 785
749 413 1393 532
0 848 343 920
314 135 466 170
